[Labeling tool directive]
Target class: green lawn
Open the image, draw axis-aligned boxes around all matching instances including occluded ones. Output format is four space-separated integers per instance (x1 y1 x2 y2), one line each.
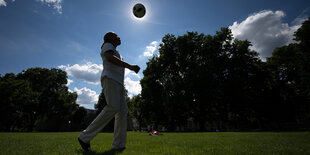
0 132 309 155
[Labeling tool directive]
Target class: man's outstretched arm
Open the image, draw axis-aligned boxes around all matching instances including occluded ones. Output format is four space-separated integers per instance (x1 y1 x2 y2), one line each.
104 50 140 73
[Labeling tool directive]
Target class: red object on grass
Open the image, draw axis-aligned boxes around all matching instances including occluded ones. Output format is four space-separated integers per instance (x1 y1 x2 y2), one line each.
152 131 159 135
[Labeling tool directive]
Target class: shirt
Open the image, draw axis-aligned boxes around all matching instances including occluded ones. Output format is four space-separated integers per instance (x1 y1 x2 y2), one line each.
101 42 125 85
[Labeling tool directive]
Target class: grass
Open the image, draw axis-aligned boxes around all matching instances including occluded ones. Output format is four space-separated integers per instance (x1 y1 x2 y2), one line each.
0 132 309 154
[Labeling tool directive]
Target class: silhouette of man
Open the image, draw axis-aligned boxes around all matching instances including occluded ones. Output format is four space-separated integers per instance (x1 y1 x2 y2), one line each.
78 32 140 151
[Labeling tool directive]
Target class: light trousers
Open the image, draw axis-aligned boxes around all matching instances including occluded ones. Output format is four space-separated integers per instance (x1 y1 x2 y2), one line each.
79 77 128 149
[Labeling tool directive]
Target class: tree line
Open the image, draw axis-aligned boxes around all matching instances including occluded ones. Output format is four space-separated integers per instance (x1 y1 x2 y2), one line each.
128 18 310 131
0 67 130 132
0 68 88 131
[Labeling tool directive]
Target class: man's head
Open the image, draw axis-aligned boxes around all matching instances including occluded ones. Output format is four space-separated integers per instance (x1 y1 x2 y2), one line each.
104 32 121 46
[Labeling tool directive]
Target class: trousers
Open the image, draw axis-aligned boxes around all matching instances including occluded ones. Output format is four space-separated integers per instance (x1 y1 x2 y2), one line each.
79 77 128 149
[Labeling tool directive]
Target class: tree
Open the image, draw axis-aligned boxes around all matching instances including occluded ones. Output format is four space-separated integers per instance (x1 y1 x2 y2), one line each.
95 89 107 115
15 67 80 131
128 94 147 131
264 17 310 129
140 29 238 131
294 17 310 98
294 17 310 127
70 106 87 131
295 17 310 50
139 28 268 131
0 73 37 131
222 39 263 129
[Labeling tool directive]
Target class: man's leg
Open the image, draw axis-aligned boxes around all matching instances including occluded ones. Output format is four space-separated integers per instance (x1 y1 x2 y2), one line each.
79 78 120 144
112 110 127 149
79 105 116 143
112 87 128 149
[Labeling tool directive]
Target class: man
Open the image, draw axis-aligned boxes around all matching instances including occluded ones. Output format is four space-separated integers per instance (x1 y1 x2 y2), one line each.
78 32 140 151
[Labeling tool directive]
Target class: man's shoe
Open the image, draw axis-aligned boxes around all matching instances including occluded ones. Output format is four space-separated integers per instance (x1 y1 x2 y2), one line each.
78 137 91 151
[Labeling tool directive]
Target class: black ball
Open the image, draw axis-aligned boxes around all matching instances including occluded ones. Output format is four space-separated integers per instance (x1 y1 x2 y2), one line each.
133 3 146 18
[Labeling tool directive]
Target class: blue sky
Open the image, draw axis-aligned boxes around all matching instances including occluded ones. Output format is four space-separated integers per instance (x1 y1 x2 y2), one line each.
1 0 309 109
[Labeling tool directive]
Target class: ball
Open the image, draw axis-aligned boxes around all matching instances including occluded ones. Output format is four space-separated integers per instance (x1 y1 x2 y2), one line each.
133 3 146 18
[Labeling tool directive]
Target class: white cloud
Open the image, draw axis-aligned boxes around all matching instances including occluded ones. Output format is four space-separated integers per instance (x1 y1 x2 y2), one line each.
0 0 7 6
74 87 99 106
60 62 142 98
229 10 304 60
125 68 141 79
124 77 141 96
125 68 142 97
125 68 131 76
143 41 159 57
59 62 102 85
66 79 73 86
0 0 62 13
38 0 62 14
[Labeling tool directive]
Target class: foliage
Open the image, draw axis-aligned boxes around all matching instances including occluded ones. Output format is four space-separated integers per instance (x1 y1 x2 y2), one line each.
127 94 147 130
95 89 107 115
131 18 310 131
0 67 87 131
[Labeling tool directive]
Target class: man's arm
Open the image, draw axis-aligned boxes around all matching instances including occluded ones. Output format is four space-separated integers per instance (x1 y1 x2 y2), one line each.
104 50 140 73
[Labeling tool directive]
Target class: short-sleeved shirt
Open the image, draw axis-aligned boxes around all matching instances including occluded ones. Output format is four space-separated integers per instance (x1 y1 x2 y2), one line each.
101 42 125 85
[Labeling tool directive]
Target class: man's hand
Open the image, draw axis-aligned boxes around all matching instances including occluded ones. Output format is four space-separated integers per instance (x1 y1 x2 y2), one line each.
129 65 140 73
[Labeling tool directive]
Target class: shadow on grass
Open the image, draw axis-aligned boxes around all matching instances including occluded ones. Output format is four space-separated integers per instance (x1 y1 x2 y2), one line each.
79 148 125 155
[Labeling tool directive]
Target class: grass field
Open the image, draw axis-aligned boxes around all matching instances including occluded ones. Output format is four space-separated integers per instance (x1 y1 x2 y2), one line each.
0 132 309 155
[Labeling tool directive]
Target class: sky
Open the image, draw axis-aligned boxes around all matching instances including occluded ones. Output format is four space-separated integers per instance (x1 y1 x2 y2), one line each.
0 0 309 109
